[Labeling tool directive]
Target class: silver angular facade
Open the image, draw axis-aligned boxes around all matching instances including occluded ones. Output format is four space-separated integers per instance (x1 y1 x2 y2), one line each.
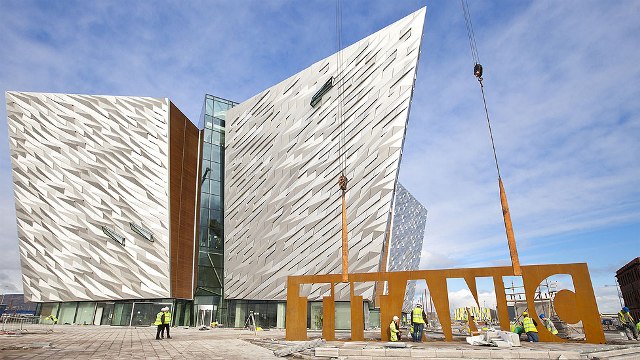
224 8 426 301
6 92 173 302
388 183 428 312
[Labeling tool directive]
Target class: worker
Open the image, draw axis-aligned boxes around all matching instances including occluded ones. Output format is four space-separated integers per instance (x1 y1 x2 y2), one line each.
539 314 558 335
411 303 426 342
154 306 172 340
390 315 400 342
467 313 480 336
522 311 539 342
618 307 638 340
162 306 172 339
45 314 58 324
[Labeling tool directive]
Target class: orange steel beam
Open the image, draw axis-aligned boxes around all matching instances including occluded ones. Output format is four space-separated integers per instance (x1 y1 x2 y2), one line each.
341 191 349 282
339 175 349 282
499 177 522 276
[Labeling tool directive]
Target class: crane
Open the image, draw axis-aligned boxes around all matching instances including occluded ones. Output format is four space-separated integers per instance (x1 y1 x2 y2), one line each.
461 0 522 275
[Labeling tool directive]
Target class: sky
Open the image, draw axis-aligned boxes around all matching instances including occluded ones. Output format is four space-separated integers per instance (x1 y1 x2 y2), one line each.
0 0 637 315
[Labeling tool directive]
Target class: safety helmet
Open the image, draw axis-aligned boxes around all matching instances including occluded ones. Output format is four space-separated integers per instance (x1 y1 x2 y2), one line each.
539 313 545 319
522 311 528 316
393 316 399 321
417 303 422 308
622 306 629 312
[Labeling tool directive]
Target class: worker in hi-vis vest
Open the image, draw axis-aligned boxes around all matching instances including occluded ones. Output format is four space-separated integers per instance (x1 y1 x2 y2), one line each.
618 306 638 340
539 314 558 335
522 311 539 342
154 307 172 340
411 303 426 342
389 315 400 342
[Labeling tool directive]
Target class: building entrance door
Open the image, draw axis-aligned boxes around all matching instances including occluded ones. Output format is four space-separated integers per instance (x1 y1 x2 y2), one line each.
94 307 103 325
197 305 213 327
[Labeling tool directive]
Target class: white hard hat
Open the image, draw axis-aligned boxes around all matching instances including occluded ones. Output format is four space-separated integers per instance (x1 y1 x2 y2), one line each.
393 316 399 321
161 307 169 311
417 303 422 307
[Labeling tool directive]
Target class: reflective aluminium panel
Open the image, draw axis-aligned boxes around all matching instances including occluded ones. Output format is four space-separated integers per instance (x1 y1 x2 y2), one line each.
388 183 428 312
6 92 172 302
224 8 426 301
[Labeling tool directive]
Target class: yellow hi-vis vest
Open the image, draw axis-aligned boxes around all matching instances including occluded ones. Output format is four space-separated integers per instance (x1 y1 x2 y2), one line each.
543 318 558 335
618 311 634 325
412 308 425 324
389 321 399 342
523 317 538 333
154 312 163 326
162 311 172 325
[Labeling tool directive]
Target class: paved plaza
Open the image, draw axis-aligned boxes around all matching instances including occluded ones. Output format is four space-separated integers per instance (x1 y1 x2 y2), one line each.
1 326 640 359
0 326 282 360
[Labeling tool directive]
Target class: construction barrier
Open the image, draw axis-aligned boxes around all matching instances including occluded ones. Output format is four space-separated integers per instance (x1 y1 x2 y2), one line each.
0 315 54 335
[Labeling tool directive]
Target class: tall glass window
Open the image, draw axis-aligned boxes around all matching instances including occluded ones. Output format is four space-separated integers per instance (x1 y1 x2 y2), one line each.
75 302 96 325
196 95 237 324
58 302 78 325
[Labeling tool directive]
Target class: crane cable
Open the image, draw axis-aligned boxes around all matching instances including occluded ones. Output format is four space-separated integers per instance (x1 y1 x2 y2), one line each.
461 0 500 178
336 0 349 282
336 0 346 177
461 0 522 275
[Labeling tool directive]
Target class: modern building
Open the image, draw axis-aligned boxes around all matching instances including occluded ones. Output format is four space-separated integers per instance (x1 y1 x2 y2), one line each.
616 257 640 321
387 183 427 313
4 7 428 328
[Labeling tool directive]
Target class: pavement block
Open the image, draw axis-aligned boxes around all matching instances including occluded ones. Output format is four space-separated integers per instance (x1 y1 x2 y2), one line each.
518 351 551 359
339 348 363 356
491 350 521 358
361 348 386 356
435 349 463 358
385 347 412 357
338 356 372 360
462 349 493 358
315 347 339 357
547 351 581 359
410 348 437 358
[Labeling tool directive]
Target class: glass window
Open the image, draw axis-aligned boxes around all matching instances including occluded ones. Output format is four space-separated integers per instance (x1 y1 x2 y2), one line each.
112 302 133 326
211 165 221 181
210 195 221 211
277 303 286 328
131 303 168 327
211 210 222 223
210 180 221 195
213 130 223 144
97 303 114 326
309 302 323 330
203 143 211 160
200 208 209 229
75 302 96 325
199 226 208 247
201 193 210 210
211 146 221 164
40 303 59 318
205 99 213 117
58 302 78 325
335 302 351 330
205 128 213 143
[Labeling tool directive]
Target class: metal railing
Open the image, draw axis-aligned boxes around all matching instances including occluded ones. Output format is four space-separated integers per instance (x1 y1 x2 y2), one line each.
0 315 54 334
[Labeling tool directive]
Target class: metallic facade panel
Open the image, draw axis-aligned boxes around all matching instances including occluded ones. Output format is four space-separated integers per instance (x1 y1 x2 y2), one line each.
388 183 428 312
6 92 172 302
224 8 426 301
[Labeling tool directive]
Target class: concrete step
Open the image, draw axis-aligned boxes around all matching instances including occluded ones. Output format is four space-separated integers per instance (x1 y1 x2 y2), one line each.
314 346 584 359
582 347 640 359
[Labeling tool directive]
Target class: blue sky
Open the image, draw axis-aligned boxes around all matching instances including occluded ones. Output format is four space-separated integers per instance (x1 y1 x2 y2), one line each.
0 0 638 313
